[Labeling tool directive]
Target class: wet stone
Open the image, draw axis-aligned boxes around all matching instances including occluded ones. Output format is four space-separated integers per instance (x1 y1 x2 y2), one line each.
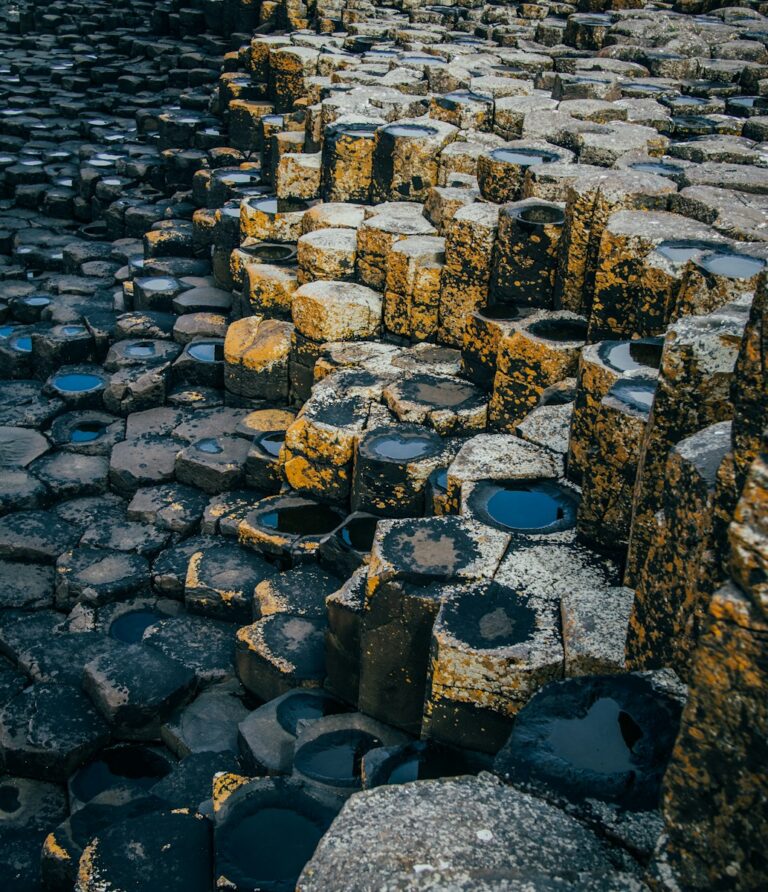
127 483 209 536
0 683 110 782
152 536 219 599
254 562 341 621
142 615 235 687
151 749 240 810
214 777 336 892
175 434 251 495
0 509 80 563
236 613 328 702
494 673 683 812
0 381 63 428
30 450 110 501
17 631 122 688
163 679 250 759
109 434 182 496
185 540 276 624
0 560 53 610
77 809 213 892
68 743 175 811
55 547 150 609
383 372 487 435
0 425 48 468
83 642 197 739
40 791 167 892
238 689 347 775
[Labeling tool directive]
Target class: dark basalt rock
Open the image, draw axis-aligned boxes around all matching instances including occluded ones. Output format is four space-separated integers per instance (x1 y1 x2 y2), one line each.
0 560 54 610
493 674 683 812
150 749 240 810
41 790 167 892
238 688 347 775
184 539 277 623
83 642 197 739
0 683 110 782
141 614 235 686
0 509 80 563
77 809 214 892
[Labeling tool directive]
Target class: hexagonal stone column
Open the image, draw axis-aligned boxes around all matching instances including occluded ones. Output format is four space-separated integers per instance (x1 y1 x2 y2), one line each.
358 516 509 734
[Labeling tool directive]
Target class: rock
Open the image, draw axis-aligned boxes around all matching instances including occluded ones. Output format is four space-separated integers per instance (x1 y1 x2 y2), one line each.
0 683 110 782
83 643 197 739
162 679 250 758
298 774 641 891
76 809 213 892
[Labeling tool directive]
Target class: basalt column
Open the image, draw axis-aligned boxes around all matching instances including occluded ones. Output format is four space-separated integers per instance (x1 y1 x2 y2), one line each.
656 439 768 890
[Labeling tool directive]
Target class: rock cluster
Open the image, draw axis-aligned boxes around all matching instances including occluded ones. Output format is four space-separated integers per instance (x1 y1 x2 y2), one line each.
0 0 766 890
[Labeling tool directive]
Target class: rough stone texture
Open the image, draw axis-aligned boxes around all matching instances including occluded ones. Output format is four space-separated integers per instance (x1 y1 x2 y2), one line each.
625 297 750 586
628 421 733 676
655 582 768 892
298 774 640 891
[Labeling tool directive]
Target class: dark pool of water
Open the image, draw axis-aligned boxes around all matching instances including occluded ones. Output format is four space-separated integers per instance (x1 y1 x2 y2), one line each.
380 741 473 785
0 324 17 338
70 745 172 803
125 342 157 358
252 197 310 216
479 482 577 533
480 302 519 321
339 515 379 552
599 339 663 372
259 503 345 536
546 697 642 775
628 161 682 177
0 783 20 812
295 730 382 787
528 317 587 343
656 241 720 264
610 377 657 413
248 243 296 264
221 807 325 890
382 123 438 138
513 204 565 226
11 335 31 353
409 379 476 408
60 325 87 338
20 294 50 307
109 608 163 643
276 692 346 736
